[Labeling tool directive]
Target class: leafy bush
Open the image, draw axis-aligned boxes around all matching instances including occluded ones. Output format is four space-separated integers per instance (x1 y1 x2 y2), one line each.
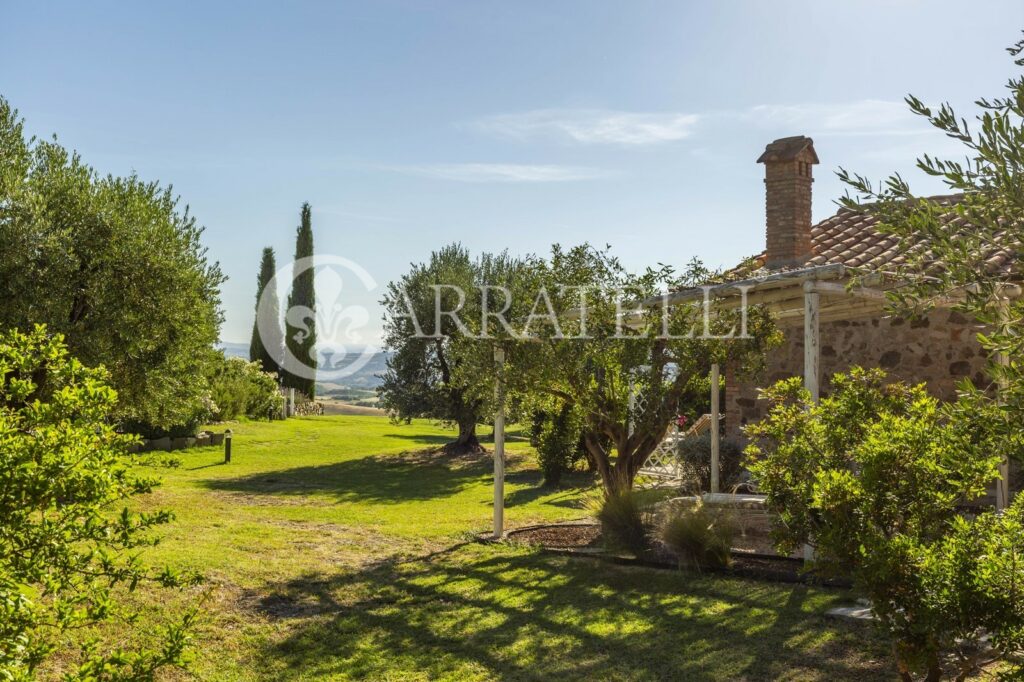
595 490 650 556
207 352 283 421
933 497 1024 678
659 501 738 571
745 367 1007 680
856 496 1024 680
0 326 199 680
677 432 745 493
535 404 586 485
123 404 213 440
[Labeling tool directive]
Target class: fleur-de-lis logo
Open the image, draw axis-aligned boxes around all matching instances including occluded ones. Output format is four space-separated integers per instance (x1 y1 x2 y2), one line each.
285 305 315 344
257 255 378 380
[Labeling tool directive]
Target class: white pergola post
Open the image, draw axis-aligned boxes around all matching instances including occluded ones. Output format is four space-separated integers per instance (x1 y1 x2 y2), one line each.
996 297 1011 510
710 363 721 494
803 282 820 562
493 346 506 539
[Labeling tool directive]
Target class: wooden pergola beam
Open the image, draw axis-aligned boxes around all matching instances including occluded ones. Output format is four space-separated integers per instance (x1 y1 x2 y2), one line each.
802 282 820 563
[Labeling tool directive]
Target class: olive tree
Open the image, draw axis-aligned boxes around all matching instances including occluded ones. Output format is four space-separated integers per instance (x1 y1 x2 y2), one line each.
0 97 224 434
379 245 537 454
491 245 779 496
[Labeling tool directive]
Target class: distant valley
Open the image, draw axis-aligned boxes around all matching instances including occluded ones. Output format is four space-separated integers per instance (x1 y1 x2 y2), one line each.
217 342 389 396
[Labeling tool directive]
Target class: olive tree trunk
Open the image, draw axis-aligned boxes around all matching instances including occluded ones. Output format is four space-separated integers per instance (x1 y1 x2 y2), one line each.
443 415 483 455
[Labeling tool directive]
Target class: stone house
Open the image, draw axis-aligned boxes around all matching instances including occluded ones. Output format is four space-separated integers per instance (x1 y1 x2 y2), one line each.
718 135 1016 435
656 135 1017 500
725 135 1000 438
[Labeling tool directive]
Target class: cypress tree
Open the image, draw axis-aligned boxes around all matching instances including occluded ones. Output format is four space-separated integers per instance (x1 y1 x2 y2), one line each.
284 202 316 398
249 247 283 375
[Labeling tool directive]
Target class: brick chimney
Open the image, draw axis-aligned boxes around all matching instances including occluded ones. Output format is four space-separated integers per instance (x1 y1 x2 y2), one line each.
757 136 818 270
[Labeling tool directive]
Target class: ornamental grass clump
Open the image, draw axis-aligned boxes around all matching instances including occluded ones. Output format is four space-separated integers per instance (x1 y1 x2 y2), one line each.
595 490 650 557
660 501 738 571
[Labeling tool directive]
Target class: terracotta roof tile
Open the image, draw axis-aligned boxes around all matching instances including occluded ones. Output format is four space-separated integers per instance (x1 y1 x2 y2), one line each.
728 193 1020 280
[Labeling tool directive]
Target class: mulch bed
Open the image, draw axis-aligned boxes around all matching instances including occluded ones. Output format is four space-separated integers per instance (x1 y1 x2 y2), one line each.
508 523 602 549
504 522 850 587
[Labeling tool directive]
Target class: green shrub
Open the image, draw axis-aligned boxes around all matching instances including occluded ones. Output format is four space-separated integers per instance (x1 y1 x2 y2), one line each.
0 326 199 680
207 352 283 421
595 490 650 556
935 497 1024 678
535 404 586 485
660 501 738 571
857 497 1024 680
124 408 212 440
745 367 1007 680
676 432 745 493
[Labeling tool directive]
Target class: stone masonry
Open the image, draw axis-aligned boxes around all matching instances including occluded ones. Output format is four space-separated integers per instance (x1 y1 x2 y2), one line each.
725 307 990 439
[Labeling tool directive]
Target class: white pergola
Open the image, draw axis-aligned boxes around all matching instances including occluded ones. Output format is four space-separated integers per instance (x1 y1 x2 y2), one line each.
489 264 1019 539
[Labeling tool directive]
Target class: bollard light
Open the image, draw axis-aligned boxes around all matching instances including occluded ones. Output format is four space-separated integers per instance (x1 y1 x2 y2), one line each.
224 429 232 463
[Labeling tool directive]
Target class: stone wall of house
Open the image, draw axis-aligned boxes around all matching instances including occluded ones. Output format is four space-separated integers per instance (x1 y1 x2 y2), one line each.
725 308 990 439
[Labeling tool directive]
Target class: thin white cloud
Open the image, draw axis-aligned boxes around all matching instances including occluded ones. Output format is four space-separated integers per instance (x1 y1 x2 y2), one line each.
386 163 612 183
744 99 924 137
387 100 930 183
471 100 927 146
471 109 700 146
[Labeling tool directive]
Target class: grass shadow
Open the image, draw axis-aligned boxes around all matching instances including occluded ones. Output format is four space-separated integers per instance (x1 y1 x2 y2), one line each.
248 543 894 681
504 471 594 510
186 461 228 471
203 452 491 504
381 432 455 446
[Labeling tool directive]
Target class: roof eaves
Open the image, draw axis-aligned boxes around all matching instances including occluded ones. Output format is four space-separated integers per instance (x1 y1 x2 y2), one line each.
653 263 848 309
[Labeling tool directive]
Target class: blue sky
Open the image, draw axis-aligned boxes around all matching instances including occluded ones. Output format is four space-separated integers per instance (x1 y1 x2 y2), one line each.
3 1 1022 345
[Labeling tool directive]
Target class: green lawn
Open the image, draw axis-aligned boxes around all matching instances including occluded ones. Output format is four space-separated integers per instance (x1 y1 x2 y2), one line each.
119 415 893 681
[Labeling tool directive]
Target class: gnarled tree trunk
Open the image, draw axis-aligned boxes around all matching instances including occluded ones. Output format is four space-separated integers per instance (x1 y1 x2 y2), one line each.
443 414 483 455
583 426 666 497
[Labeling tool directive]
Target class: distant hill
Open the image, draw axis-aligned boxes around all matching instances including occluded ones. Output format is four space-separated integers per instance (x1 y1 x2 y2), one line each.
218 341 250 359
316 351 389 390
216 342 388 389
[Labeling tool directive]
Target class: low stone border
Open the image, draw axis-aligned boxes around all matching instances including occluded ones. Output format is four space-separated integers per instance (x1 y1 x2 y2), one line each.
488 521 852 588
127 430 229 453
